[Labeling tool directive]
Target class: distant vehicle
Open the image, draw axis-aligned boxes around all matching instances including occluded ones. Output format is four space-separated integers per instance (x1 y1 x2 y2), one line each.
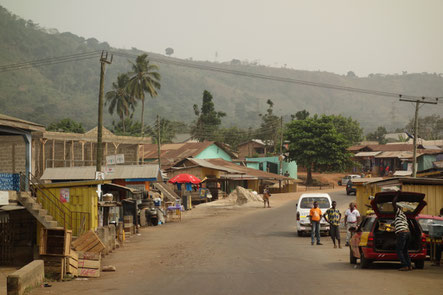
349 191 427 269
346 180 357 195
296 193 331 236
416 214 443 257
338 174 361 186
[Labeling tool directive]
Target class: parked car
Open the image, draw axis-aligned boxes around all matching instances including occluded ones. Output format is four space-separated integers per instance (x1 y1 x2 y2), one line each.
338 174 361 186
346 180 357 195
416 214 443 257
296 193 331 236
349 191 427 269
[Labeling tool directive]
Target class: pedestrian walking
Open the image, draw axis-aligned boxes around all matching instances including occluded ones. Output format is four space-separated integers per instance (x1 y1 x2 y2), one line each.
309 201 323 245
263 186 271 208
431 207 443 267
344 202 360 246
392 194 412 271
324 201 342 248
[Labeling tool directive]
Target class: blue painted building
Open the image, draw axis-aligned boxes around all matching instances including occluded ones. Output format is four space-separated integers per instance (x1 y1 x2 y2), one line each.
244 156 297 179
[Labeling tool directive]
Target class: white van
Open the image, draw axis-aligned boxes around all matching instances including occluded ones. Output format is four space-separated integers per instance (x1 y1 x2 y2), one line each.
296 193 332 236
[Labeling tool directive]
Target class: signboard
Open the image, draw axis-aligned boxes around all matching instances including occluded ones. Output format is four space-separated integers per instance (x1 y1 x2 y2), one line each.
105 167 115 174
60 188 70 203
0 173 20 191
116 154 125 164
106 155 116 165
0 191 9 205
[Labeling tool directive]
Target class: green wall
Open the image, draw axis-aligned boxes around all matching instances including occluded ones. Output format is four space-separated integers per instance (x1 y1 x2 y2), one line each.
196 144 232 161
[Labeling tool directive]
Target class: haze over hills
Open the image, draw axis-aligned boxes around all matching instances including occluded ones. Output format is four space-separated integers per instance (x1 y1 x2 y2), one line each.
1 6 442 132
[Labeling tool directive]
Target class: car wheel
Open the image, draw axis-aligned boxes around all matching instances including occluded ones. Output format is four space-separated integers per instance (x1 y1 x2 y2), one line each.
297 231 303 237
349 247 357 264
414 260 425 269
360 251 372 269
346 190 350 195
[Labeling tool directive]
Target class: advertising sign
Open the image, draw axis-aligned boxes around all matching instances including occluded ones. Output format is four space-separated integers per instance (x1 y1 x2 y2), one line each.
60 188 70 203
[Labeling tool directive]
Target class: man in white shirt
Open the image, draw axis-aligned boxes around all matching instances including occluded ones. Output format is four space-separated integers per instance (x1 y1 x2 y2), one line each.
344 202 361 246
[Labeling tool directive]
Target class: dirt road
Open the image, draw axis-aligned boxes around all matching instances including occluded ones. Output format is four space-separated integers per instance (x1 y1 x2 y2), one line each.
31 189 443 295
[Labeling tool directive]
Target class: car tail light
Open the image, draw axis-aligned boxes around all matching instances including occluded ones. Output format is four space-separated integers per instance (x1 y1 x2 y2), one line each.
367 233 374 247
421 233 427 251
296 212 300 221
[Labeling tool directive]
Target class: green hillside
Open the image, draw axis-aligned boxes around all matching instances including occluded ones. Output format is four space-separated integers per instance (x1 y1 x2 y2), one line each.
1 6 442 132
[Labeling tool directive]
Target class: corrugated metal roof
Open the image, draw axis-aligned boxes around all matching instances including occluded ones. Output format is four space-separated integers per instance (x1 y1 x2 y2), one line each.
0 113 45 132
41 165 160 181
354 151 381 157
393 170 413 176
375 151 413 159
187 158 243 174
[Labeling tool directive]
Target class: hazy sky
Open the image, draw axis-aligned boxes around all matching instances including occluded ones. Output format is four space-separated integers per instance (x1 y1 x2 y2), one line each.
1 0 442 76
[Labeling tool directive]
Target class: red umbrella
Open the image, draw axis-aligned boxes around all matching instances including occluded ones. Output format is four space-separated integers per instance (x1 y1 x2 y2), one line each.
168 173 201 184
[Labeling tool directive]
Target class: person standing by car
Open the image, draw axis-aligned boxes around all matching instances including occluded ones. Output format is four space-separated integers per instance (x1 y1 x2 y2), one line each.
309 201 323 246
324 201 342 248
392 194 412 271
263 186 271 208
344 202 360 246
432 207 443 266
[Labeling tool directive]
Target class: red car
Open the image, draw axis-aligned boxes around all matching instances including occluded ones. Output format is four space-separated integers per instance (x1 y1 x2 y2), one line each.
416 214 443 256
349 191 427 269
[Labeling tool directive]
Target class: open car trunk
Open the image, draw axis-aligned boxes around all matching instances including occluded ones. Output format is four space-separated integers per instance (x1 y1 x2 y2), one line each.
374 218 422 251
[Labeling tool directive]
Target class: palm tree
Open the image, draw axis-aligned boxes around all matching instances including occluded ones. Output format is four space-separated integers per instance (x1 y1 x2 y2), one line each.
127 54 161 136
105 73 134 133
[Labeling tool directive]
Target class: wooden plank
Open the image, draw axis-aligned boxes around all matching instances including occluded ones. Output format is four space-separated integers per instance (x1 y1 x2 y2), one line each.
39 227 47 255
76 238 99 252
68 257 78 269
78 268 100 278
77 251 101 261
77 259 101 269
64 230 72 256
71 230 95 248
87 242 105 253
69 250 79 261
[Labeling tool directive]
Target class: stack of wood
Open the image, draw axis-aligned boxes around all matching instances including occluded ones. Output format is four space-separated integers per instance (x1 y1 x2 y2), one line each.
123 215 135 236
71 230 106 278
40 228 77 280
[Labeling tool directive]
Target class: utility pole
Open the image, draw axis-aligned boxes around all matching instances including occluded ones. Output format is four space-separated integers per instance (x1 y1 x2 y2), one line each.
279 116 283 175
399 97 437 177
96 51 113 173
157 115 161 169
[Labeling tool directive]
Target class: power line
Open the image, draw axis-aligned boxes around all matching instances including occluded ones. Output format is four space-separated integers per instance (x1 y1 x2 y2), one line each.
112 51 441 103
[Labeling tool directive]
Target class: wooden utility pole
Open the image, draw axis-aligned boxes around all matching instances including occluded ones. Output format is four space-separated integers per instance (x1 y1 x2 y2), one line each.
399 97 437 177
157 115 161 169
279 116 283 175
96 51 113 173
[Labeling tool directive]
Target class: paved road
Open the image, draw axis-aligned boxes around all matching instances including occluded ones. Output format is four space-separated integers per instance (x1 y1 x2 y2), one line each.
32 190 443 295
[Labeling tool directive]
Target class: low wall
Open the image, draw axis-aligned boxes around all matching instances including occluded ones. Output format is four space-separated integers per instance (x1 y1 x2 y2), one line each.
7 260 44 295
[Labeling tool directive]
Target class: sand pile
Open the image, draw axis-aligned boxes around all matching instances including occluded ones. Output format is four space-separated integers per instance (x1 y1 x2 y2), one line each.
228 186 263 205
197 186 263 208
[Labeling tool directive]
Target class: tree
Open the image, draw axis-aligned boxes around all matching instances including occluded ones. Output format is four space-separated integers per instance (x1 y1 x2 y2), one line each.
146 118 177 144
366 126 388 144
111 116 144 137
405 115 443 140
165 47 174 56
127 54 161 136
215 127 251 150
319 115 363 145
47 118 85 133
105 73 134 133
285 116 353 185
258 99 281 153
191 90 226 141
291 109 310 121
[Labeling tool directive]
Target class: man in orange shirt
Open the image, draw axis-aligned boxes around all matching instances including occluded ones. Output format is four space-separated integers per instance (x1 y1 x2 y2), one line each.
309 201 323 245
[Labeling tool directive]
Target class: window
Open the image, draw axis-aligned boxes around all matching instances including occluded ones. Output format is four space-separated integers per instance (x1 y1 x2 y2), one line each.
299 197 330 209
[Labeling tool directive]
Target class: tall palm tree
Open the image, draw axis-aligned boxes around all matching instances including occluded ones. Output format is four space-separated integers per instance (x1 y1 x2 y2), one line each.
105 73 134 133
127 54 161 136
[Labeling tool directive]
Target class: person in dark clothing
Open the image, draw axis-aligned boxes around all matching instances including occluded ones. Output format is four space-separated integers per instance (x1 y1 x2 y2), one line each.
432 208 443 266
393 194 412 271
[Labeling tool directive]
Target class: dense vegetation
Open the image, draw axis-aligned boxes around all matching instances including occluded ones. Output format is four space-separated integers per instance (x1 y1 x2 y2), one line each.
1 6 443 133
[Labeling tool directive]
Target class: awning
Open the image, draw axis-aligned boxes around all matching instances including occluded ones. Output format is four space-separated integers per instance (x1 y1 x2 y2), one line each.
354 151 381 157
102 183 140 194
393 170 412 176
375 151 413 159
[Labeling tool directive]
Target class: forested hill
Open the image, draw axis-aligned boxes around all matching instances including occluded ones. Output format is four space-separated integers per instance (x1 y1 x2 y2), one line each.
1 6 442 131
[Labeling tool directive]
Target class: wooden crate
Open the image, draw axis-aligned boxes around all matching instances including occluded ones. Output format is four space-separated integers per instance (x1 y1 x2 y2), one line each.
39 228 72 256
77 251 101 278
41 255 65 280
65 250 78 277
71 230 105 253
